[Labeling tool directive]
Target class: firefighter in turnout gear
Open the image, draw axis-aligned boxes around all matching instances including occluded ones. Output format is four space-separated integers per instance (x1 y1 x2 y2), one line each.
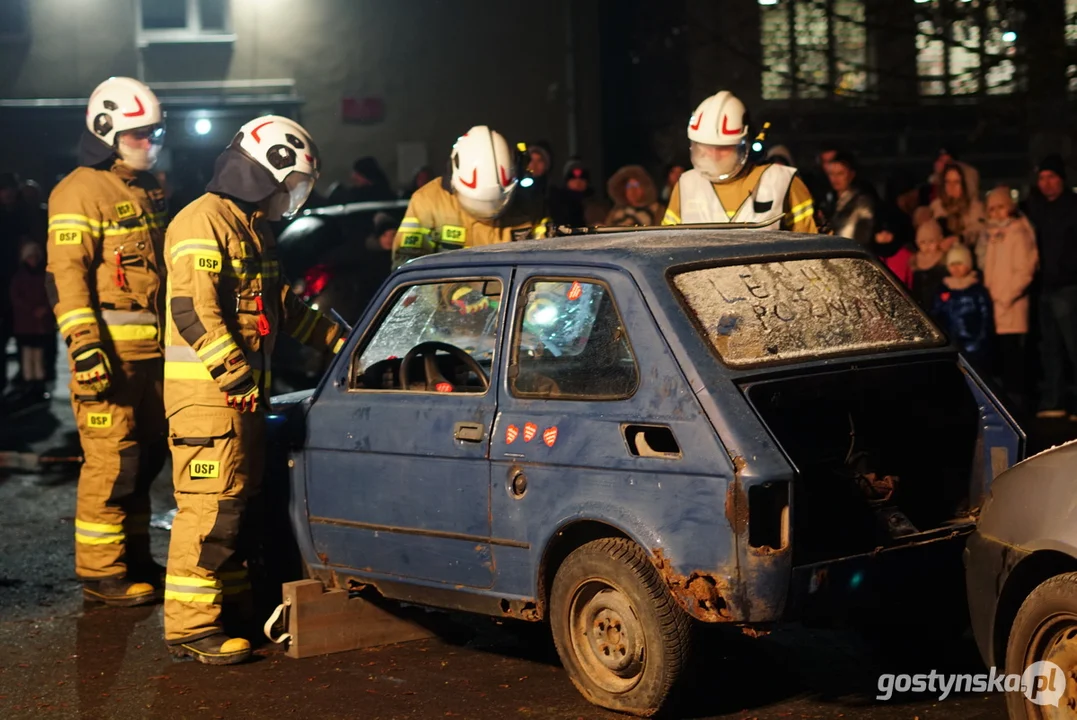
162 115 345 665
47 76 169 607
662 90 817 233
391 125 550 269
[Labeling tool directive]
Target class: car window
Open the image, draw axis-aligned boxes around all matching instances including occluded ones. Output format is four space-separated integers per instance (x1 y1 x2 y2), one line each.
510 279 638 399
671 258 945 367
352 278 502 392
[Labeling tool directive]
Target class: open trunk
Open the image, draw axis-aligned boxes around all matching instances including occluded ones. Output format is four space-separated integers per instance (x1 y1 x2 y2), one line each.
742 358 982 567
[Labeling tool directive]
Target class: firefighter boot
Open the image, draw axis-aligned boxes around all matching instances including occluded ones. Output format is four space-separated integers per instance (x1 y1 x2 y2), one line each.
168 634 252 665
82 577 158 607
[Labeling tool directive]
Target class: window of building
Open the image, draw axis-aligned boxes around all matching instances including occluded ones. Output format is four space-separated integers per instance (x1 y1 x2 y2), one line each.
760 0 870 100
915 0 1022 97
138 0 231 45
1067 0 1077 93
509 279 639 400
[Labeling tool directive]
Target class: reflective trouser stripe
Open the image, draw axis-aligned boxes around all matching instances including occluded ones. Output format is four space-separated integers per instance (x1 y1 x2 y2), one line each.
75 518 124 545
164 570 250 603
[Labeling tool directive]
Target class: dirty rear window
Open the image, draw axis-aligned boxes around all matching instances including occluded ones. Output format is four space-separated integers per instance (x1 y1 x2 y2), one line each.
671 258 944 366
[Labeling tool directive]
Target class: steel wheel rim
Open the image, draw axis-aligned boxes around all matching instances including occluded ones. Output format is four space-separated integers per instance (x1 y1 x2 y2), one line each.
568 578 646 694
1023 612 1077 719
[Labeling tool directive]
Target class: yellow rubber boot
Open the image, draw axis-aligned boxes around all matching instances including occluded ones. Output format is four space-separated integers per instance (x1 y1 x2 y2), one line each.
168 634 252 665
82 578 158 607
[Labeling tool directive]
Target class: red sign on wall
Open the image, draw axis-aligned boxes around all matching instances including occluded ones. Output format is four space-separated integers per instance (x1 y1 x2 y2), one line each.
342 96 385 123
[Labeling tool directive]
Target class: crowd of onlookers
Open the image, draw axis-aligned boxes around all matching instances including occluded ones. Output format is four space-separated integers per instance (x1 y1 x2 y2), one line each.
5 140 1077 421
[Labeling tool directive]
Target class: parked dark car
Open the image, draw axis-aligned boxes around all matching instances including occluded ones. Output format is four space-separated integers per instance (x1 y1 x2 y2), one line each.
261 228 1023 717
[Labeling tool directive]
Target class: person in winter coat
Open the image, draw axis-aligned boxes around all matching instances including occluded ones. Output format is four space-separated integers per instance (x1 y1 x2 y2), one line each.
981 186 1038 400
931 244 994 372
6 239 53 407
911 217 950 313
930 162 985 264
605 165 664 227
549 158 610 228
327 156 395 205
825 152 876 246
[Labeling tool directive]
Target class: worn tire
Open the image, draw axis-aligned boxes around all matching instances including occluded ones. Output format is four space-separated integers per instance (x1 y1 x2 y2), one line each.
1005 572 1077 719
549 538 692 717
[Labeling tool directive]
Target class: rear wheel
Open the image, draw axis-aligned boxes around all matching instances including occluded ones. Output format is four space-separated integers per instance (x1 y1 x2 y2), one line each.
1006 572 1077 719
549 538 692 717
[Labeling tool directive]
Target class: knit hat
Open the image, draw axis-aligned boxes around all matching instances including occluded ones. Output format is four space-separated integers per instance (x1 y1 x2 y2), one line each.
1038 154 1067 182
563 157 590 184
946 244 973 268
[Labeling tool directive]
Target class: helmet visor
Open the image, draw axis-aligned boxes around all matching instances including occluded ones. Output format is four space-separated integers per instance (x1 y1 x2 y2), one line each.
116 124 166 171
281 171 315 218
457 182 516 221
690 140 748 183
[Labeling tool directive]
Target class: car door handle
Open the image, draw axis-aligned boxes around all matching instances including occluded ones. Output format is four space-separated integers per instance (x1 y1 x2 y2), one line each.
454 422 485 443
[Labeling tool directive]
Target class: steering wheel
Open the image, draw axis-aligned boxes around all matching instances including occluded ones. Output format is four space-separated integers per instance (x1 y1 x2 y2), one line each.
399 341 490 392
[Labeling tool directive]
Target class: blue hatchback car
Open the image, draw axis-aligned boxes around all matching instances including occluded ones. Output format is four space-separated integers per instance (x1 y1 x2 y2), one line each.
265 229 1023 717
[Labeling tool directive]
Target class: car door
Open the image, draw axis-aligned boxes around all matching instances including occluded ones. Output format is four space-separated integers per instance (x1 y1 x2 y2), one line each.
302 267 510 588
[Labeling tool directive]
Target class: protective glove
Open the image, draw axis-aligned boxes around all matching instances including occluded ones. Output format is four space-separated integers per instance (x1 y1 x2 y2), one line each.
225 377 260 413
451 286 489 315
72 348 112 395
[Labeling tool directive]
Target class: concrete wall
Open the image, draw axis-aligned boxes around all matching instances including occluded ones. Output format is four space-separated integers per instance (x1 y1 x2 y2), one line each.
0 0 603 195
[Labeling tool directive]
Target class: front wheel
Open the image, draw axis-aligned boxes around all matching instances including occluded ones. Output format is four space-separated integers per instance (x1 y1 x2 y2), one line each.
549 538 692 717
1005 572 1077 719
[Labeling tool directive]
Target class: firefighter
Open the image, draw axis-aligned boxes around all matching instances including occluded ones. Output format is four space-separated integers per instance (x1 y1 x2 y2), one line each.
47 76 169 607
662 90 817 233
161 115 345 665
391 125 550 269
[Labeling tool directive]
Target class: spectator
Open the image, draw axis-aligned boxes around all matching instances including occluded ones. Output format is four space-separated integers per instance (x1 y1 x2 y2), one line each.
825 152 875 247
911 216 949 313
549 158 609 227
399 166 433 200
871 201 915 289
931 244 994 372
604 165 663 227
5 240 52 409
659 161 687 204
930 162 986 263
918 146 981 208
0 172 29 396
982 185 1038 403
327 156 395 205
1023 154 1077 419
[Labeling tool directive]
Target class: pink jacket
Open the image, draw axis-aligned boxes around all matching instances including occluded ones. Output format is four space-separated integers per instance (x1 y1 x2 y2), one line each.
982 215 1038 334
884 246 914 289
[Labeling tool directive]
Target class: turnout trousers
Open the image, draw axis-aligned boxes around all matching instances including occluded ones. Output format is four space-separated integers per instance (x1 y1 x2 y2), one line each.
163 405 264 644
73 358 167 580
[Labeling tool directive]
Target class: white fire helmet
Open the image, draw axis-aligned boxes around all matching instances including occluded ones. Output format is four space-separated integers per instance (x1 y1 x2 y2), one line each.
450 126 517 220
687 90 750 183
234 115 320 220
86 76 165 171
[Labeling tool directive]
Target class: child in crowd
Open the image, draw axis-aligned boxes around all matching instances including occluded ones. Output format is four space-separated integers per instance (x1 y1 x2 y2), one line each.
931 244 994 372
910 216 949 312
7 240 53 407
981 185 1038 400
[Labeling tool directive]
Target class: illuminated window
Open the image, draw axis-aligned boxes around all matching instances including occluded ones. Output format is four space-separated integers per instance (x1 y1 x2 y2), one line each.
138 0 231 45
915 0 1022 97
761 0 869 100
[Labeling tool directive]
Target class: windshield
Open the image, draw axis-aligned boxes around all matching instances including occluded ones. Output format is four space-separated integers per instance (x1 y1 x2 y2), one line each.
671 257 945 367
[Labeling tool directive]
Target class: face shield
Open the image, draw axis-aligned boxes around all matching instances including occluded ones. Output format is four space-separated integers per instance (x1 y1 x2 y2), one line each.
457 181 516 221
690 139 748 184
266 171 316 221
116 124 166 171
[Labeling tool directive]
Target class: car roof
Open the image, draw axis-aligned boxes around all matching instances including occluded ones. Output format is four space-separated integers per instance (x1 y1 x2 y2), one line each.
400 227 873 274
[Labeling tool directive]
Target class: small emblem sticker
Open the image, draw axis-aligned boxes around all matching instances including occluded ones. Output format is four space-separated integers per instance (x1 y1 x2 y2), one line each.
543 427 559 447
506 425 519 444
523 422 538 442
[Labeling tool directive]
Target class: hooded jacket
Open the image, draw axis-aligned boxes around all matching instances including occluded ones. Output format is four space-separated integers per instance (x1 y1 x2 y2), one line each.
46 129 169 363
930 271 994 366
163 147 343 416
604 165 663 227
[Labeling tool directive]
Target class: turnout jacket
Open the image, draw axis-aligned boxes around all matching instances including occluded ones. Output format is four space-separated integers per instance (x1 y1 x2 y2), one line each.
163 192 343 416
46 159 168 361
